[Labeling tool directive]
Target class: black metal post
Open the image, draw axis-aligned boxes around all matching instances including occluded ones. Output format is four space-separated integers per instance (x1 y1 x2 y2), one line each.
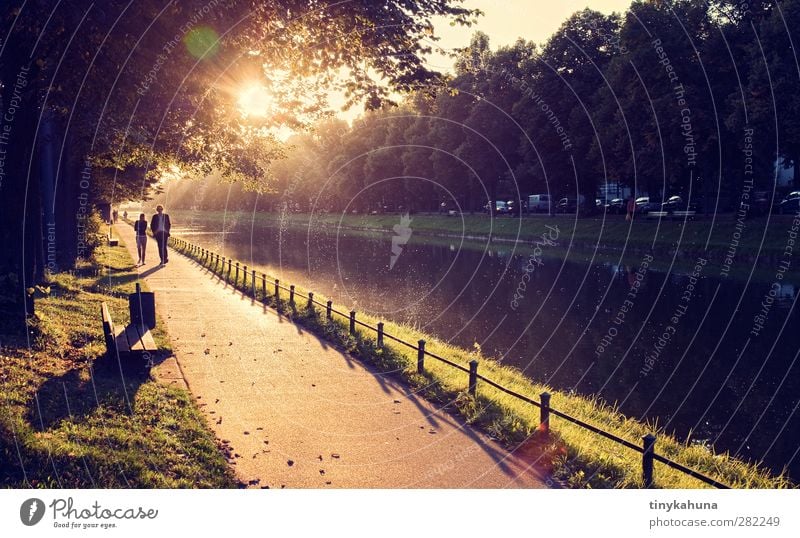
262 274 267 299
349 310 356 335
289 285 295 304
540 392 551 434
417 340 425 373
252 270 257 297
377 322 384 348
326 300 332 320
308 292 314 310
235 262 240 286
275 279 280 299
469 360 478 396
642 434 656 488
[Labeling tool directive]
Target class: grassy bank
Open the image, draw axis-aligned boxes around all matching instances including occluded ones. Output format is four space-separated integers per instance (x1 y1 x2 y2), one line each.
171 236 791 489
169 209 799 257
0 230 237 488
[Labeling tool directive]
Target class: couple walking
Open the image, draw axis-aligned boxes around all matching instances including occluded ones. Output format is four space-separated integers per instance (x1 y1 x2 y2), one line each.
133 205 172 266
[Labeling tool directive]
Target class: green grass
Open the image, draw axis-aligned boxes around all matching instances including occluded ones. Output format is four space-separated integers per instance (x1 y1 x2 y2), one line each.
0 229 237 488
172 235 792 489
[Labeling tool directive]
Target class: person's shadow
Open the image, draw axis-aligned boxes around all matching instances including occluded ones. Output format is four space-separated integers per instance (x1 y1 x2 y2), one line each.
137 264 164 279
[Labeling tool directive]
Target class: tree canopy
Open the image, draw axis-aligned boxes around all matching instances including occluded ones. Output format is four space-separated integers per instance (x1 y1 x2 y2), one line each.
0 0 478 320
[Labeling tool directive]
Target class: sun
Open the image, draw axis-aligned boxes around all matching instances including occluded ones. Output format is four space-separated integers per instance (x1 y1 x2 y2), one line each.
237 85 274 117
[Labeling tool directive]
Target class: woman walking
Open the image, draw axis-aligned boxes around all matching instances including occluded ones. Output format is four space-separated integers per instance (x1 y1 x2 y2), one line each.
134 213 148 265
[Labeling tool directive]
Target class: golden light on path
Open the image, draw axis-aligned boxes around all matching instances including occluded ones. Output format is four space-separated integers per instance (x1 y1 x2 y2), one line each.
237 85 274 117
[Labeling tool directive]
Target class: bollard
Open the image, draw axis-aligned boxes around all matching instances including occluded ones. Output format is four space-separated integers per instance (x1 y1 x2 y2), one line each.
243 265 248 289
289 285 295 304
252 269 257 297
377 322 384 348
274 279 280 300
326 300 332 320
469 360 478 396
308 292 314 310
349 311 356 335
235 263 240 286
417 340 426 373
227 259 232 282
642 434 656 488
214 254 219 272
262 273 267 299
540 392 551 434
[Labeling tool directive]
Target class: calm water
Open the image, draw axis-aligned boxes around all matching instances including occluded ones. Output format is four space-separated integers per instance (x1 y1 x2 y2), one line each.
176 215 800 480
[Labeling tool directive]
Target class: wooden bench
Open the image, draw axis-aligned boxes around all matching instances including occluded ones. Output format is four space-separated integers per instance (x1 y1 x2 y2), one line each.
101 302 157 365
107 227 119 246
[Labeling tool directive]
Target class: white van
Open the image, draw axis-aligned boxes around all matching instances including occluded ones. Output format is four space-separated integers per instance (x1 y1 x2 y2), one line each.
528 194 552 213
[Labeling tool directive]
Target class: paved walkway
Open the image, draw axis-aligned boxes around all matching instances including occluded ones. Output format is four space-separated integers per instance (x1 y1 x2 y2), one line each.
117 223 547 488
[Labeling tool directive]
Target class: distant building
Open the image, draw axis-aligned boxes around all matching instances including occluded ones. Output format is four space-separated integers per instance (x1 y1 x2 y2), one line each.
597 180 631 201
776 157 795 188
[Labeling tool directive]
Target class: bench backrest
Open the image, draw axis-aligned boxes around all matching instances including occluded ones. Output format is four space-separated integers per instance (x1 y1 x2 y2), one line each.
129 283 156 329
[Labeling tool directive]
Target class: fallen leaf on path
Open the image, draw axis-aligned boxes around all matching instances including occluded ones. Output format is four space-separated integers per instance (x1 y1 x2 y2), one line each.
287 460 294 467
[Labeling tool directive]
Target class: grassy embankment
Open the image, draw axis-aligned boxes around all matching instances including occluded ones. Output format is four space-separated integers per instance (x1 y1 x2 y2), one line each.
171 235 792 489
0 227 237 488
170 209 796 253
169 209 800 279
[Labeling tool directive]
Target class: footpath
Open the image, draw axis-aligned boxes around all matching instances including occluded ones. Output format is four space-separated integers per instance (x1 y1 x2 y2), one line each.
116 222 547 488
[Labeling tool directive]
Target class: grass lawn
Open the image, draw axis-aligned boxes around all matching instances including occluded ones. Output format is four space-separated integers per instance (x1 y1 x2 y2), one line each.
0 230 237 488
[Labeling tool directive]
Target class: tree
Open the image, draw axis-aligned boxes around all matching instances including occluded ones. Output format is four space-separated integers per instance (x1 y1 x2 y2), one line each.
0 0 478 322
740 0 800 189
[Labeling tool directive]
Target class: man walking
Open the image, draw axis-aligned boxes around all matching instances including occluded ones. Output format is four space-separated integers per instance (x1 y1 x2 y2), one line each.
151 205 171 265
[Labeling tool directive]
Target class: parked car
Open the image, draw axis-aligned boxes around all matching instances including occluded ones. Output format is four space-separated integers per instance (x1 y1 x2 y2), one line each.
604 198 626 214
778 196 800 215
485 200 513 215
555 197 578 213
528 194 552 213
632 196 652 214
661 195 684 213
